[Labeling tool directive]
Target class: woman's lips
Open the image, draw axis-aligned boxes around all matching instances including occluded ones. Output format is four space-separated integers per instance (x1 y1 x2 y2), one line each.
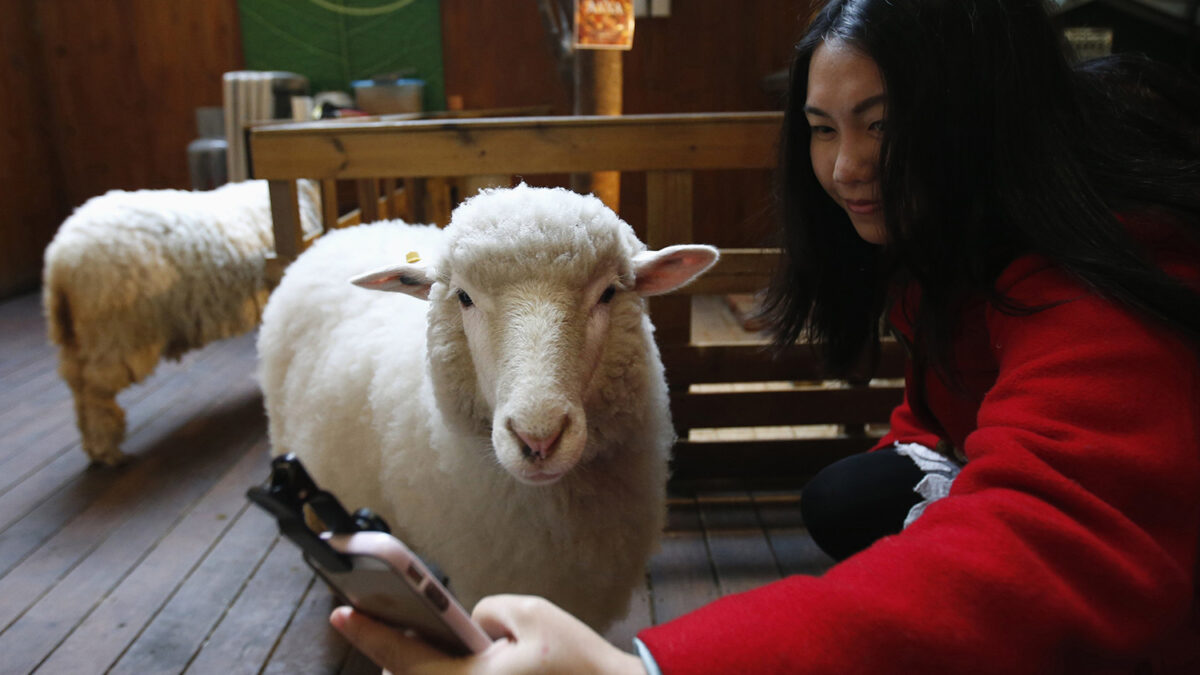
844 199 880 215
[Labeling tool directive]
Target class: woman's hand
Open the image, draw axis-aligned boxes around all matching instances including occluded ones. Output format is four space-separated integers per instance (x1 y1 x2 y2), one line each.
330 594 646 674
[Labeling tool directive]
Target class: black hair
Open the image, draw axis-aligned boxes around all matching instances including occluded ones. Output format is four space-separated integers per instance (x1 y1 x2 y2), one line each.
761 0 1200 380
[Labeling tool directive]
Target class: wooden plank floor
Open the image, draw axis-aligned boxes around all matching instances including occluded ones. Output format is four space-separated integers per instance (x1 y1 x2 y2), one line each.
0 290 834 674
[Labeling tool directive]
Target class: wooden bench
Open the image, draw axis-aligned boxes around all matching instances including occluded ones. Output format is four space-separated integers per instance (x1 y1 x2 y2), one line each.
249 113 905 488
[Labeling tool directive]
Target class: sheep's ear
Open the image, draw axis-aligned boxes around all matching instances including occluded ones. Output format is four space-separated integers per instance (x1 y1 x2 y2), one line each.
632 245 720 296
349 263 435 300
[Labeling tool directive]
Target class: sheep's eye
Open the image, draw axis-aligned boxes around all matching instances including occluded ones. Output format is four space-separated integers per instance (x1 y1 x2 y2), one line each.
456 289 474 308
598 286 616 304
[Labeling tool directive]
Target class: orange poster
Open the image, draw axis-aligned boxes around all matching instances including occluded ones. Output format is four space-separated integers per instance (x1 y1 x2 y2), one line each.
574 0 635 50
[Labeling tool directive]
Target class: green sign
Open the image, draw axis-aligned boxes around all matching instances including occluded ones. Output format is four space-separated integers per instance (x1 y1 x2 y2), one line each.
239 0 445 110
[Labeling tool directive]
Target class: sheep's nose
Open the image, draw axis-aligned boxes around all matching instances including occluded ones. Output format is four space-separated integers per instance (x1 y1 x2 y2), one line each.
514 419 566 462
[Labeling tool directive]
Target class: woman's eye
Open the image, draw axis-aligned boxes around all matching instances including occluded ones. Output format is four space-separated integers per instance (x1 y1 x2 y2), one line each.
456 289 473 307
869 120 886 133
809 125 835 138
598 286 616 304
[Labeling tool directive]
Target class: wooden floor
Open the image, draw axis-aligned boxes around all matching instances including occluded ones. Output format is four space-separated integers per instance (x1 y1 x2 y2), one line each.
0 290 833 675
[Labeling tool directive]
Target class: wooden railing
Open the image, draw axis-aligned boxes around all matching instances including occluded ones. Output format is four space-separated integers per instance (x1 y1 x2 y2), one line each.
250 113 904 488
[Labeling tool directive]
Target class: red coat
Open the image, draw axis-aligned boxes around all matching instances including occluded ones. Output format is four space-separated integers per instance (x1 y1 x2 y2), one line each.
638 229 1200 673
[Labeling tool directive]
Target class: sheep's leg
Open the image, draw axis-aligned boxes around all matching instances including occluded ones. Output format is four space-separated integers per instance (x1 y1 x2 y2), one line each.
59 351 130 466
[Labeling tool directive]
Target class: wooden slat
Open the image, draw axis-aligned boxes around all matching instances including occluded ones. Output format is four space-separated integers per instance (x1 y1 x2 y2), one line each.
669 437 882 486
405 178 428 223
0 295 52 378
645 169 694 248
355 178 381 223
676 249 778 295
250 113 782 180
425 176 454 226
0 363 72 467
460 174 512 200
649 296 692 347
320 179 340 231
0 390 265 673
646 169 695 346
645 497 722 625
0 334 248 491
751 492 836 577
661 339 907 385
379 178 398 220
33 438 269 674
269 179 304 261
183 536 314 673
393 183 412 222
0 337 258 579
108 500 281 675
697 493 781 596
0 350 61 413
670 386 903 431
261 579 353 675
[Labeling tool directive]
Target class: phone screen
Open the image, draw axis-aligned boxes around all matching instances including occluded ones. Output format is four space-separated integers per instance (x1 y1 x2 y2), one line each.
310 553 475 655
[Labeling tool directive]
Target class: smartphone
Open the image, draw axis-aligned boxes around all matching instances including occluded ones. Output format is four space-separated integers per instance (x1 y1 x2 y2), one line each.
313 530 492 656
247 454 492 656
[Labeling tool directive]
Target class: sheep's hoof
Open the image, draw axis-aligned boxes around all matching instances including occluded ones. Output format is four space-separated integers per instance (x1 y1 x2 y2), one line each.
87 448 131 468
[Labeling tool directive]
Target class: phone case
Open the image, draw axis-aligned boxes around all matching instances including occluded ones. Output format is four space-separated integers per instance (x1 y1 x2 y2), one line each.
245 454 491 657
314 531 493 656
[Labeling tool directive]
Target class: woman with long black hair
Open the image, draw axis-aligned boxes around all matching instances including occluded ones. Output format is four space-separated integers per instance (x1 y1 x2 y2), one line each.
328 1 1200 672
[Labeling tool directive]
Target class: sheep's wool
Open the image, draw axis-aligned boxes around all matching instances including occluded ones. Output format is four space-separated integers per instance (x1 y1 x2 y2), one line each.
258 185 690 631
43 180 320 465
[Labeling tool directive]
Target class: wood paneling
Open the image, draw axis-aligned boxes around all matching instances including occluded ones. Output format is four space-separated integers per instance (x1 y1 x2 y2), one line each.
0 0 242 299
438 0 816 246
33 0 243 198
2 0 815 299
439 1 574 114
621 1 815 247
0 0 67 298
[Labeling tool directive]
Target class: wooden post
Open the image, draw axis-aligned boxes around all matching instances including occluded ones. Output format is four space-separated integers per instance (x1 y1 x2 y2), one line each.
319 179 339 231
355 179 381 223
266 179 303 285
571 49 622 212
646 170 694 346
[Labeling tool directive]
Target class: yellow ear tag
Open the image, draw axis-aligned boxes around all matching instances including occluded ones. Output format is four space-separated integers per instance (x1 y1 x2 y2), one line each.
406 251 421 263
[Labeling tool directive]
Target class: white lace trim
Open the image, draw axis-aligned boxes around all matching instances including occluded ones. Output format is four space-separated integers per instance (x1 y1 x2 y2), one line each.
893 442 963 528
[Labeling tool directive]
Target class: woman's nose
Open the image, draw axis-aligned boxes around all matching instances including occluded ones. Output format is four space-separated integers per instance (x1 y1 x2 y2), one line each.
833 137 877 185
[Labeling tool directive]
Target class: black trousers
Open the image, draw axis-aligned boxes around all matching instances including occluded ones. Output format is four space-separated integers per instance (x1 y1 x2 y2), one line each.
800 447 925 562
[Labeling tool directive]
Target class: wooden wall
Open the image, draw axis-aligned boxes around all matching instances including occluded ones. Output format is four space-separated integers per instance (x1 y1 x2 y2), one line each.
1 0 65 301
440 0 814 247
0 0 244 299
0 0 813 300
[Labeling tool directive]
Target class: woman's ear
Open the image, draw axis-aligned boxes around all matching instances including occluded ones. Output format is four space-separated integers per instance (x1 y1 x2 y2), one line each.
632 245 720 296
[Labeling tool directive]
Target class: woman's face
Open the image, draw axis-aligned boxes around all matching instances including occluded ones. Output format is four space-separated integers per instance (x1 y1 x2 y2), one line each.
805 39 887 245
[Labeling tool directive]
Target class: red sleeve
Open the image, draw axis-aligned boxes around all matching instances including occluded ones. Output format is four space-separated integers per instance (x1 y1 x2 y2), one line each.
871 386 941 451
637 265 1200 674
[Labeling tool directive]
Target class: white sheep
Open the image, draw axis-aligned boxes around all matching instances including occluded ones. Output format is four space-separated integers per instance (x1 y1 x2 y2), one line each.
43 179 320 466
257 184 718 631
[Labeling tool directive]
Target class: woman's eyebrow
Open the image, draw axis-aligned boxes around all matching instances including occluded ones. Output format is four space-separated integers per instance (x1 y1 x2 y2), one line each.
852 94 886 114
803 93 887 117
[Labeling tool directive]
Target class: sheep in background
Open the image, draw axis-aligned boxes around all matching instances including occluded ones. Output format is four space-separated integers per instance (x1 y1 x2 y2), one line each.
257 184 718 631
43 179 321 466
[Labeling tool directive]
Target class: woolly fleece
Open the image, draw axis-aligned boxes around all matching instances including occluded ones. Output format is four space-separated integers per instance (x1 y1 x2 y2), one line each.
257 185 695 630
43 179 320 465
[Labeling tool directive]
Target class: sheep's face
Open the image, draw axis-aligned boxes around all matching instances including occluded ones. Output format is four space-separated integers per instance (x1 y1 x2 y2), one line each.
442 267 623 484
351 186 718 486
